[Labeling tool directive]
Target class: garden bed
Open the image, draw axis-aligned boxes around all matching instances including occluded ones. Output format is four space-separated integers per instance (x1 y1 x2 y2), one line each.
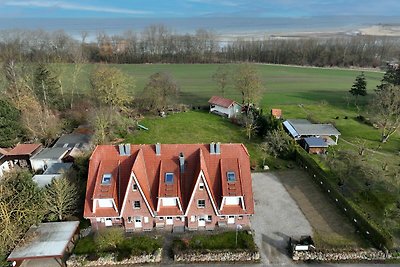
172 231 259 263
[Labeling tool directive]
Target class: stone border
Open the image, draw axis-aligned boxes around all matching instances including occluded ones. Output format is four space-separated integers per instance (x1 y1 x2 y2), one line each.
66 248 162 266
292 249 400 262
174 250 260 263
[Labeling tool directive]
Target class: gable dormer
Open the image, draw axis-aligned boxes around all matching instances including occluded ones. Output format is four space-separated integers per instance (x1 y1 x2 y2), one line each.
219 158 246 211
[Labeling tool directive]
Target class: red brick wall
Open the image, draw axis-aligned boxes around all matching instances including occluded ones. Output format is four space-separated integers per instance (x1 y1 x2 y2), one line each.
121 180 154 231
186 176 218 230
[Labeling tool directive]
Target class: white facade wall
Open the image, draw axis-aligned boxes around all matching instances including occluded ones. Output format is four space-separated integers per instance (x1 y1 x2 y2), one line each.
30 159 60 172
0 160 12 177
210 103 240 118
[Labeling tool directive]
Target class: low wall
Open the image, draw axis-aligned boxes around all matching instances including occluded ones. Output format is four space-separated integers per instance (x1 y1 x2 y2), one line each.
174 250 260 263
67 248 162 266
292 249 400 262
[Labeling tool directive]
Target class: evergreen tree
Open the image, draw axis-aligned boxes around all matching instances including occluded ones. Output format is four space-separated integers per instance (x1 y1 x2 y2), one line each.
349 72 367 104
34 64 62 110
0 99 24 147
376 66 400 91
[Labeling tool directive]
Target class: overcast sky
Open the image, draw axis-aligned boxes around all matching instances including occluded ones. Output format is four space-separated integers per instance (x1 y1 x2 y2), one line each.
1 0 399 18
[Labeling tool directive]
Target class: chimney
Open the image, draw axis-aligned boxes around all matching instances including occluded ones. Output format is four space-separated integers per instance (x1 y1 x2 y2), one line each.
215 142 221 154
155 143 161 156
179 152 185 173
124 144 131 155
210 142 215 154
118 144 125 156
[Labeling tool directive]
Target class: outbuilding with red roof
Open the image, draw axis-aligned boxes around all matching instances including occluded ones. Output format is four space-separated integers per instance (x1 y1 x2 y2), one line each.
208 96 241 118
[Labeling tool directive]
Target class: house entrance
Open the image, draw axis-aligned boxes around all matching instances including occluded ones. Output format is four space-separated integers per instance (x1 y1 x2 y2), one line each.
134 217 142 228
198 216 206 227
166 216 173 225
228 215 235 224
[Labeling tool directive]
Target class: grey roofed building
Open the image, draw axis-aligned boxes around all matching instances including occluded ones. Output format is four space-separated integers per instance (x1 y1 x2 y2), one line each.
7 221 79 267
32 174 62 188
53 132 92 150
30 147 71 172
31 147 70 160
43 162 73 175
283 119 341 144
304 137 329 148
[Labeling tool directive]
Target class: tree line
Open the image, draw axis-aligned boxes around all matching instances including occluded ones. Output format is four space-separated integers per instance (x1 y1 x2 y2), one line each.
1 27 400 67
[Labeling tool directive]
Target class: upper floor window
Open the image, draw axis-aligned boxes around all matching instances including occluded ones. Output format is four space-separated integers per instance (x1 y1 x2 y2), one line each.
133 201 140 209
197 199 205 208
227 171 236 182
199 182 204 190
132 183 138 191
102 173 112 185
165 172 174 184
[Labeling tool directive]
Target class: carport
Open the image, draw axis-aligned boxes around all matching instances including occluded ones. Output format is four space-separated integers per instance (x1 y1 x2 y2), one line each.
7 221 79 267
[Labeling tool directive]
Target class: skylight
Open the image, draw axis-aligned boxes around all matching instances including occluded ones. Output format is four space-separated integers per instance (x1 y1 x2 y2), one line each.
102 173 112 185
165 173 174 184
227 171 236 182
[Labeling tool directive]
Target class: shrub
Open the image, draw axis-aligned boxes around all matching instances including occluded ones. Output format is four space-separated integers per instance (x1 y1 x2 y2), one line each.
74 235 97 255
94 228 125 252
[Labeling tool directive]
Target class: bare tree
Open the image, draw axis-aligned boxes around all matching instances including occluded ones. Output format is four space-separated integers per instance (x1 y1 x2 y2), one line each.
212 65 230 97
234 63 262 107
45 176 79 221
372 85 400 143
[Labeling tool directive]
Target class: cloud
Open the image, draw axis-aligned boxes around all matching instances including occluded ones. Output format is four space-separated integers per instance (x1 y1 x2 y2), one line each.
4 1 152 15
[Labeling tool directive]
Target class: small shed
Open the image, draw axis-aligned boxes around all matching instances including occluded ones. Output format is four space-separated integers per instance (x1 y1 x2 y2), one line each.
7 221 79 267
53 132 92 151
271 109 282 119
208 96 241 118
32 163 73 188
0 148 12 177
6 144 43 170
303 137 328 154
30 148 70 172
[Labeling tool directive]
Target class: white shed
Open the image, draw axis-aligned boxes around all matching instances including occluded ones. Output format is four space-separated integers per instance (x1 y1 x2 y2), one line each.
208 96 241 118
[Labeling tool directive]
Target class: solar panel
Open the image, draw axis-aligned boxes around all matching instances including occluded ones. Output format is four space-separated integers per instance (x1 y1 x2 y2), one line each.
227 171 236 182
165 173 174 184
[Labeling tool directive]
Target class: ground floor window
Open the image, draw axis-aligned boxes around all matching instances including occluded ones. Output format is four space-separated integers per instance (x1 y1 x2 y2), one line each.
127 216 132 223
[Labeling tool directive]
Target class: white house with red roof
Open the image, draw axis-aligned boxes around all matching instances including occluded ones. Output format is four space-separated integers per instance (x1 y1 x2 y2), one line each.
208 96 241 118
84 143 254 232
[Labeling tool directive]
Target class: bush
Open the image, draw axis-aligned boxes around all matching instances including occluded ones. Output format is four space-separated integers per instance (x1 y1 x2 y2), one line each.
94 228 125 252
117 236 162 260
74 235 97 255
175 231 257 252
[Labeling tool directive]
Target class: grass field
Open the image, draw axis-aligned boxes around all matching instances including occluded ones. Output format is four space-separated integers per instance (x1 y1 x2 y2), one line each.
59 63 400 246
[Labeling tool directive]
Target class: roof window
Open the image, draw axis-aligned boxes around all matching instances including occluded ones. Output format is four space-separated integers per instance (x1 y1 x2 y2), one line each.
102 173 112 185
165 172 174 184
227 171 236 182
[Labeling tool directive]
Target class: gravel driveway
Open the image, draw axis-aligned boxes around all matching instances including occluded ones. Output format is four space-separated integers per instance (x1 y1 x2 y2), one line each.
251 172 312 265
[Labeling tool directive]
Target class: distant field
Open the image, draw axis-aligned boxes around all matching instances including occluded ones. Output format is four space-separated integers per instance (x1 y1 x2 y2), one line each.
60 63 383 107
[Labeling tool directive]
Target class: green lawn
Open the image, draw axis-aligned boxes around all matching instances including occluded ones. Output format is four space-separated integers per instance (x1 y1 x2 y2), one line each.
125 111 263 164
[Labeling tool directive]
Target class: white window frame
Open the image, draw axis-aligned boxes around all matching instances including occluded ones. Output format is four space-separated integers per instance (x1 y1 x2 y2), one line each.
132 183 138 191
197 199 205 208
127 216 132 223
199 182 204 190
133 200 141 209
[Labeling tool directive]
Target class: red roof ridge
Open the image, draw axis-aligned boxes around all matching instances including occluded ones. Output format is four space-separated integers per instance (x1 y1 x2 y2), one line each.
208 95 237 108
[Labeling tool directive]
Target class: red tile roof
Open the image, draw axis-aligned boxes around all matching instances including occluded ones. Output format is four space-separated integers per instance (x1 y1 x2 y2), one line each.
84 143 254 218
271 109 282 118
7 144 42 156
208 96 237 108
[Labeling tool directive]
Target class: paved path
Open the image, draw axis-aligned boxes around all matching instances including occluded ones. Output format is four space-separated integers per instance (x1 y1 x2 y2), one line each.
251 172 313 265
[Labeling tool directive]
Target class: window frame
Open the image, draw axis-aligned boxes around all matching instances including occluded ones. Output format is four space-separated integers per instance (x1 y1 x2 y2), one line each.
101 173 112 185
197 199 206 208
133 200 141 209
132 183 138 191
227 171 236 182
165 172 174 184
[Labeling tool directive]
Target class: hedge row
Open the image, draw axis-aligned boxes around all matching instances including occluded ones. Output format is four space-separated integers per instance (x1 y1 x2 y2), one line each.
295 148 393 249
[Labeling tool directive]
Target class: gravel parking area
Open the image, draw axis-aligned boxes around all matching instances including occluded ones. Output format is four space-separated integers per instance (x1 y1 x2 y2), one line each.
251 172 312 265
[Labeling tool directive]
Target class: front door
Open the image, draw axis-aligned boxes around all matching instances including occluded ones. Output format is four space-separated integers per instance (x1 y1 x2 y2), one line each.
134 217 142 228
105 218 112 227
198 216 206 227
166 216 173 225
227 215 235 224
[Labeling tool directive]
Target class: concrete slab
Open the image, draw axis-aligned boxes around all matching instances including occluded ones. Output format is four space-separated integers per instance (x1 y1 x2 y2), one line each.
251 172 312 265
